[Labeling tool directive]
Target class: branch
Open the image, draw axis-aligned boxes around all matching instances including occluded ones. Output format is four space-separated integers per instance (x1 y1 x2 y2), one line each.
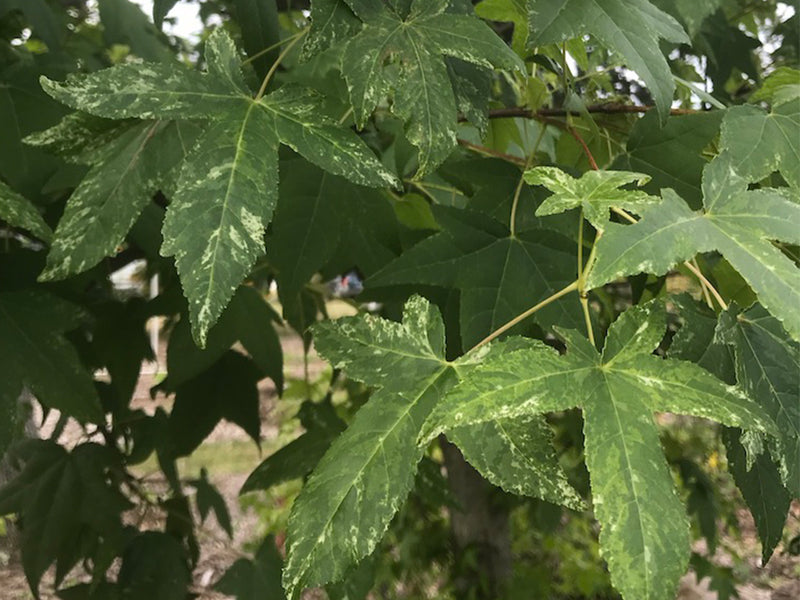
476 104 700 121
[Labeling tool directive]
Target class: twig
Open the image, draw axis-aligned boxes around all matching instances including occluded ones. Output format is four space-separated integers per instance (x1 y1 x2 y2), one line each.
467 105 700 122
469 280 580 351
457 139 527 167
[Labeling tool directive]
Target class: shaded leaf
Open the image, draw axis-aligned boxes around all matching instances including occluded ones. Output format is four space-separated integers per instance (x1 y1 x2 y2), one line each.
215 535 285 599
118 532 191 600
0 179 52 242
233 0 281 79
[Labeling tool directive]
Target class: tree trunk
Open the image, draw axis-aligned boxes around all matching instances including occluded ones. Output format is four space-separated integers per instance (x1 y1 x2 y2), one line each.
441 438 512 599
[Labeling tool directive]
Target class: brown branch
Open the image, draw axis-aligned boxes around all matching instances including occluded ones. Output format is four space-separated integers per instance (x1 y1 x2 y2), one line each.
456 139 527 167
566 127 599 171
458 104 700 123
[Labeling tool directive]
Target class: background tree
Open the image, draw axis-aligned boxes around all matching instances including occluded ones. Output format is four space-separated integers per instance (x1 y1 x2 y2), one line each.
0 1 798 599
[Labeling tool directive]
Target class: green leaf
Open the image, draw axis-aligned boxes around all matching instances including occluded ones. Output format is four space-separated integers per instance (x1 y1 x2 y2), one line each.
611 110 724 208
0 442 130 596
41 27 396 345
97 0 174 62
476 0 528 55
232 0 281 79
447 417 584 509
651 0 721 38
526 0 688 120
525 167 657 229
718 99 800 189
338 0 524 174
153 0 179 28
215 535 285 600
118 532 191 600
369 205 582 348
166 285 283 391
35 120 198 280
588 157 800 340
750 67 800 107
166 351 263 457
240 400 345 494
190 468 233 538
0 0 62 49
422 302 775 600
0 291 102 424
0 179 52 242
302 0 361 59
717 305 800 498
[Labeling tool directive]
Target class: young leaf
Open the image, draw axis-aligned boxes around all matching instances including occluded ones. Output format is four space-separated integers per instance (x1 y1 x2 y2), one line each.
40 27 396 345
525 167 657 229
588 157 800 340
526 0 689 120
338 0 525 174
0 291 102 424
422 302 775 600
718 98 800 189
369 205 582 348
0 179 52 242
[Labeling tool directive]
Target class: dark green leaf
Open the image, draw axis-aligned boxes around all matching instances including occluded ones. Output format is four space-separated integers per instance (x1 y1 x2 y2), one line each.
97 0 174 62
0 179 52 242
233 0 282 79
118 532 191 600
215 535 285 600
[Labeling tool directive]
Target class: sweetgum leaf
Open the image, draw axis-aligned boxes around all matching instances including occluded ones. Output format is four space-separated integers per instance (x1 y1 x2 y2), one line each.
40 27 396 345
611 110 724 208
0 179 52 242
369 205 582 347
0 291 102 424
588 157 800 340
526 0 689 120
525 166 657 229
718 98 800 189
338 0 524 174
422 302 775 600
283 296 578 596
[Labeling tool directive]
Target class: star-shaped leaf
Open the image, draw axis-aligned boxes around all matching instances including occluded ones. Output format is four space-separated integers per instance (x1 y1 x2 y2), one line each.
718 98 800 189
587 157 800 340
40 27 397 345
422 301 776 600
282 296 577 596
716 305 800 498
0 291 102 427
26 116 200 280
525 166 658 229
337 0 524 175
0 179 52 242
368 205 582 348
526 0 689 119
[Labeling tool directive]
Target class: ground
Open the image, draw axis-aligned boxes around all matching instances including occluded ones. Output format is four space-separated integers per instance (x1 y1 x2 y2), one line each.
0 305 798 600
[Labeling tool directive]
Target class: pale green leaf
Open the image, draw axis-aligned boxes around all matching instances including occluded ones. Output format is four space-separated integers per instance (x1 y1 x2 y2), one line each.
526 0 689 119
0 179 52 242
750 67 800 107
525 167 657 229
447 417 584 509
161 105 278 346
423 302 775 600
718 99 800 188
476 0 528 55
588 158 800 340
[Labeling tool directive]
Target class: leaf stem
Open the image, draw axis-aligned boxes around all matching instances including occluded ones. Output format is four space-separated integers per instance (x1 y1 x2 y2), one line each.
457 139 527 166
469 280 579 352
510 147 538 236
242 28 308 66
254 29 307 100
610 207 729 310
567 125 599 170
577 210 597 346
